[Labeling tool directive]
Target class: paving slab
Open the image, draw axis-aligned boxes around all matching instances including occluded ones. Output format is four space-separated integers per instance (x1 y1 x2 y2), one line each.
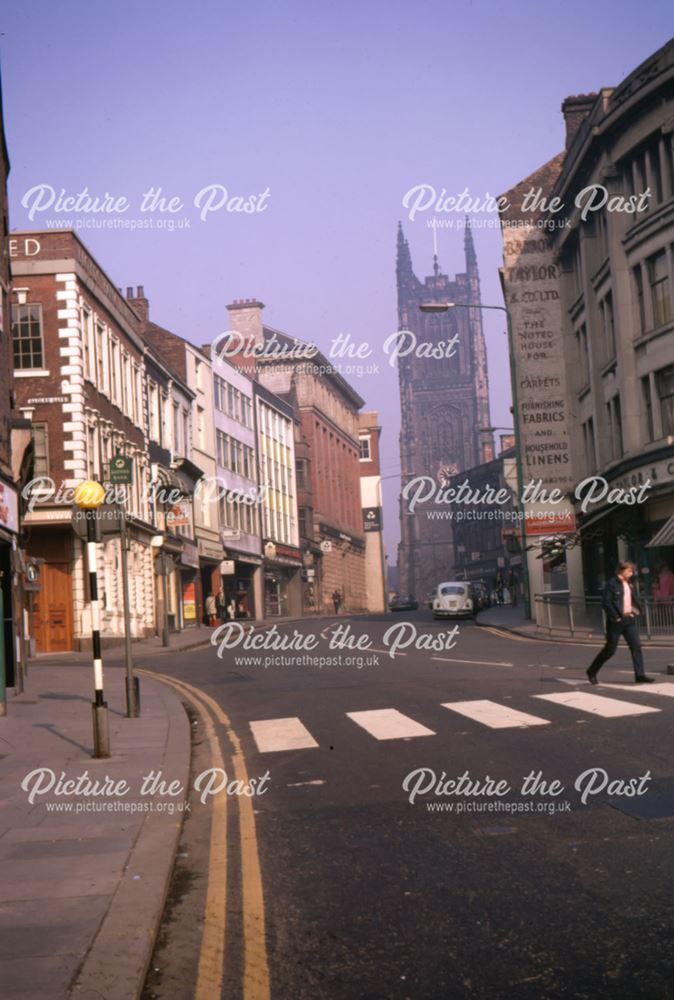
0 661 190 999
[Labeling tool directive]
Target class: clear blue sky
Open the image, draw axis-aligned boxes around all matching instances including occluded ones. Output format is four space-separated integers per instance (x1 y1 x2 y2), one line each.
2 1 673 560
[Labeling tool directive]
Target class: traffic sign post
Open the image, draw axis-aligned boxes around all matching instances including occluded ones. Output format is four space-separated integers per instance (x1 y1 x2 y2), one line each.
119 507 140 718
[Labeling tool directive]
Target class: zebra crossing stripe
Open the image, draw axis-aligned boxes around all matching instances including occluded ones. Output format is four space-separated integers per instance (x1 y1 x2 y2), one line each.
346 709 435 740
599 683 674 698
441 699 550 729
533 692 661 717
249 717 319 753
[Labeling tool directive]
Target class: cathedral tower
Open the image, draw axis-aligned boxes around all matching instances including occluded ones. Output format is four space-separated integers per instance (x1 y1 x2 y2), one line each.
396 221 494 597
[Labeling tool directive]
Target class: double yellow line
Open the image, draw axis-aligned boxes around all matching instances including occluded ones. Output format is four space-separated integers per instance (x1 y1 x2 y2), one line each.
142 670 270 1000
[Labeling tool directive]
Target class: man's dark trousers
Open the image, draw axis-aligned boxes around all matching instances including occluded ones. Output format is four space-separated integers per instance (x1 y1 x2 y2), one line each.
588 617 645 679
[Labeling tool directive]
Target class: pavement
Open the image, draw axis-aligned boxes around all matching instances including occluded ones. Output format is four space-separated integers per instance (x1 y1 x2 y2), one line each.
0 614 344 999
477 603 674 648
0 657 190 999
31 614 345 667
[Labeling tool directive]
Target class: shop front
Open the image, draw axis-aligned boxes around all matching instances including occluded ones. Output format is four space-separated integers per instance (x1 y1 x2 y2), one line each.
220 553 259 620
180 540 200 628
263 542 303 618
578 451 674 599
0 478 20 682
198 537 225 625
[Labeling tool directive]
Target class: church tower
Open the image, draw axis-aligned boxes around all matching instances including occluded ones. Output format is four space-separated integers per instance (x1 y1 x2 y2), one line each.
396 221 494 597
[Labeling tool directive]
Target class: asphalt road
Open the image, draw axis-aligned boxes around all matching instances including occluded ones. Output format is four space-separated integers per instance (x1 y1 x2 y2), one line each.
141 612 674 1000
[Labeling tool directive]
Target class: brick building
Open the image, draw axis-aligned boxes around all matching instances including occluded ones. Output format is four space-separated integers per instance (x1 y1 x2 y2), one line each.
10 231 156 651
224 299 367 613
0 73 28 691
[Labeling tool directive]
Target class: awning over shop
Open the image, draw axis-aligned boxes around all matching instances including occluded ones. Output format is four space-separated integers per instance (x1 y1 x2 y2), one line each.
646 515 674 547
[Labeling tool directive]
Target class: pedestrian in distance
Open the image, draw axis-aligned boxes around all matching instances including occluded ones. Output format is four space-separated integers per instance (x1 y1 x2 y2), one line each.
332 589 342 615
205 592 217 627
586 560 655 685
508 568 518 608
227 598 237 621
216 585 227 623
494 571 505 607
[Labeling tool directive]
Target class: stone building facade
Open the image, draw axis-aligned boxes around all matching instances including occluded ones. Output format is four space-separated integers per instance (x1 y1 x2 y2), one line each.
500 38 674 608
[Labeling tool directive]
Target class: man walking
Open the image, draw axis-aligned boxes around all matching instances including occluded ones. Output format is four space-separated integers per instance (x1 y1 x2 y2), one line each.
586 561 655 685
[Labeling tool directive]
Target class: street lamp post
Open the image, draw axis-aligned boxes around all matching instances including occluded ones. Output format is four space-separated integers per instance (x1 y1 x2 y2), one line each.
419 299 530 616
119 510 140 717
74 480 110 758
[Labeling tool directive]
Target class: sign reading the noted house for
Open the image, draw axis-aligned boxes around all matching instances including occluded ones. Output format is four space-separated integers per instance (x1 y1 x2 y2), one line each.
109 454 133 485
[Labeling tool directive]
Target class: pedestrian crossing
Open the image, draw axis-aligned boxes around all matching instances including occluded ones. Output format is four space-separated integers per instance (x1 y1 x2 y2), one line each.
440 699 550 729
534 691 659 718
247 683 674 752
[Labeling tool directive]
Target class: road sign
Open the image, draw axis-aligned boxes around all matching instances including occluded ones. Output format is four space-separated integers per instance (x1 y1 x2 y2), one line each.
154 552 175 576
110 454 133 485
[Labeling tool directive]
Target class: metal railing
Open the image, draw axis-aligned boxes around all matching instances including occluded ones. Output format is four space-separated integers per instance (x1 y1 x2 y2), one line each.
534 593 674 639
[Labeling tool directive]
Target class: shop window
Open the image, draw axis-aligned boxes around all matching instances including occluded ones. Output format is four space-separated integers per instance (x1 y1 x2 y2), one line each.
542 538 569 593
12 303 44 369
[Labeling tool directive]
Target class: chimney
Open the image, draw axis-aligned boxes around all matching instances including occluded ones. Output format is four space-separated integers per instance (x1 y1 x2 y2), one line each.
561 94 597 150
127 285 149 325
224 298 265 372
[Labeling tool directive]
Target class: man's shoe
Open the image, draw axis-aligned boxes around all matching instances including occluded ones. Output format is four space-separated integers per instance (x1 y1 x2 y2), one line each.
635 676 655 684
586 669 598 685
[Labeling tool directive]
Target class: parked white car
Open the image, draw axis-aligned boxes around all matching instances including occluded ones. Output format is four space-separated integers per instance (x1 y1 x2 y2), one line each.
432 582 474 619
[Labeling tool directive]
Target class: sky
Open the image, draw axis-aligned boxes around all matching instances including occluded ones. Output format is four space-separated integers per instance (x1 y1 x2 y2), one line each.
2 1 673 562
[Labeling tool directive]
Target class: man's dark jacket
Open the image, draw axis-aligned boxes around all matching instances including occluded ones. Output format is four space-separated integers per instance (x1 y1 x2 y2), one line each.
601 575 641 623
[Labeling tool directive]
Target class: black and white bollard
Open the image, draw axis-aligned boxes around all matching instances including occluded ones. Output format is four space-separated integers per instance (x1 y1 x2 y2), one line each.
75 481 111 759
87 510 110 757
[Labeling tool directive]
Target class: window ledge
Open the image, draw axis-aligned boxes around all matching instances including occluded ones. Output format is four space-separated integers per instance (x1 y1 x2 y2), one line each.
13 369 51 377
634 319 674 348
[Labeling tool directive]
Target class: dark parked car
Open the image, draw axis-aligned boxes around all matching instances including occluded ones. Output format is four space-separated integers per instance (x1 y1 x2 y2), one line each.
389 592 419 611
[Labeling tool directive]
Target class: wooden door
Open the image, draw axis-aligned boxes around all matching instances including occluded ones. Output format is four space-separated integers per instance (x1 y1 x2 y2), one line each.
33 562 73 652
